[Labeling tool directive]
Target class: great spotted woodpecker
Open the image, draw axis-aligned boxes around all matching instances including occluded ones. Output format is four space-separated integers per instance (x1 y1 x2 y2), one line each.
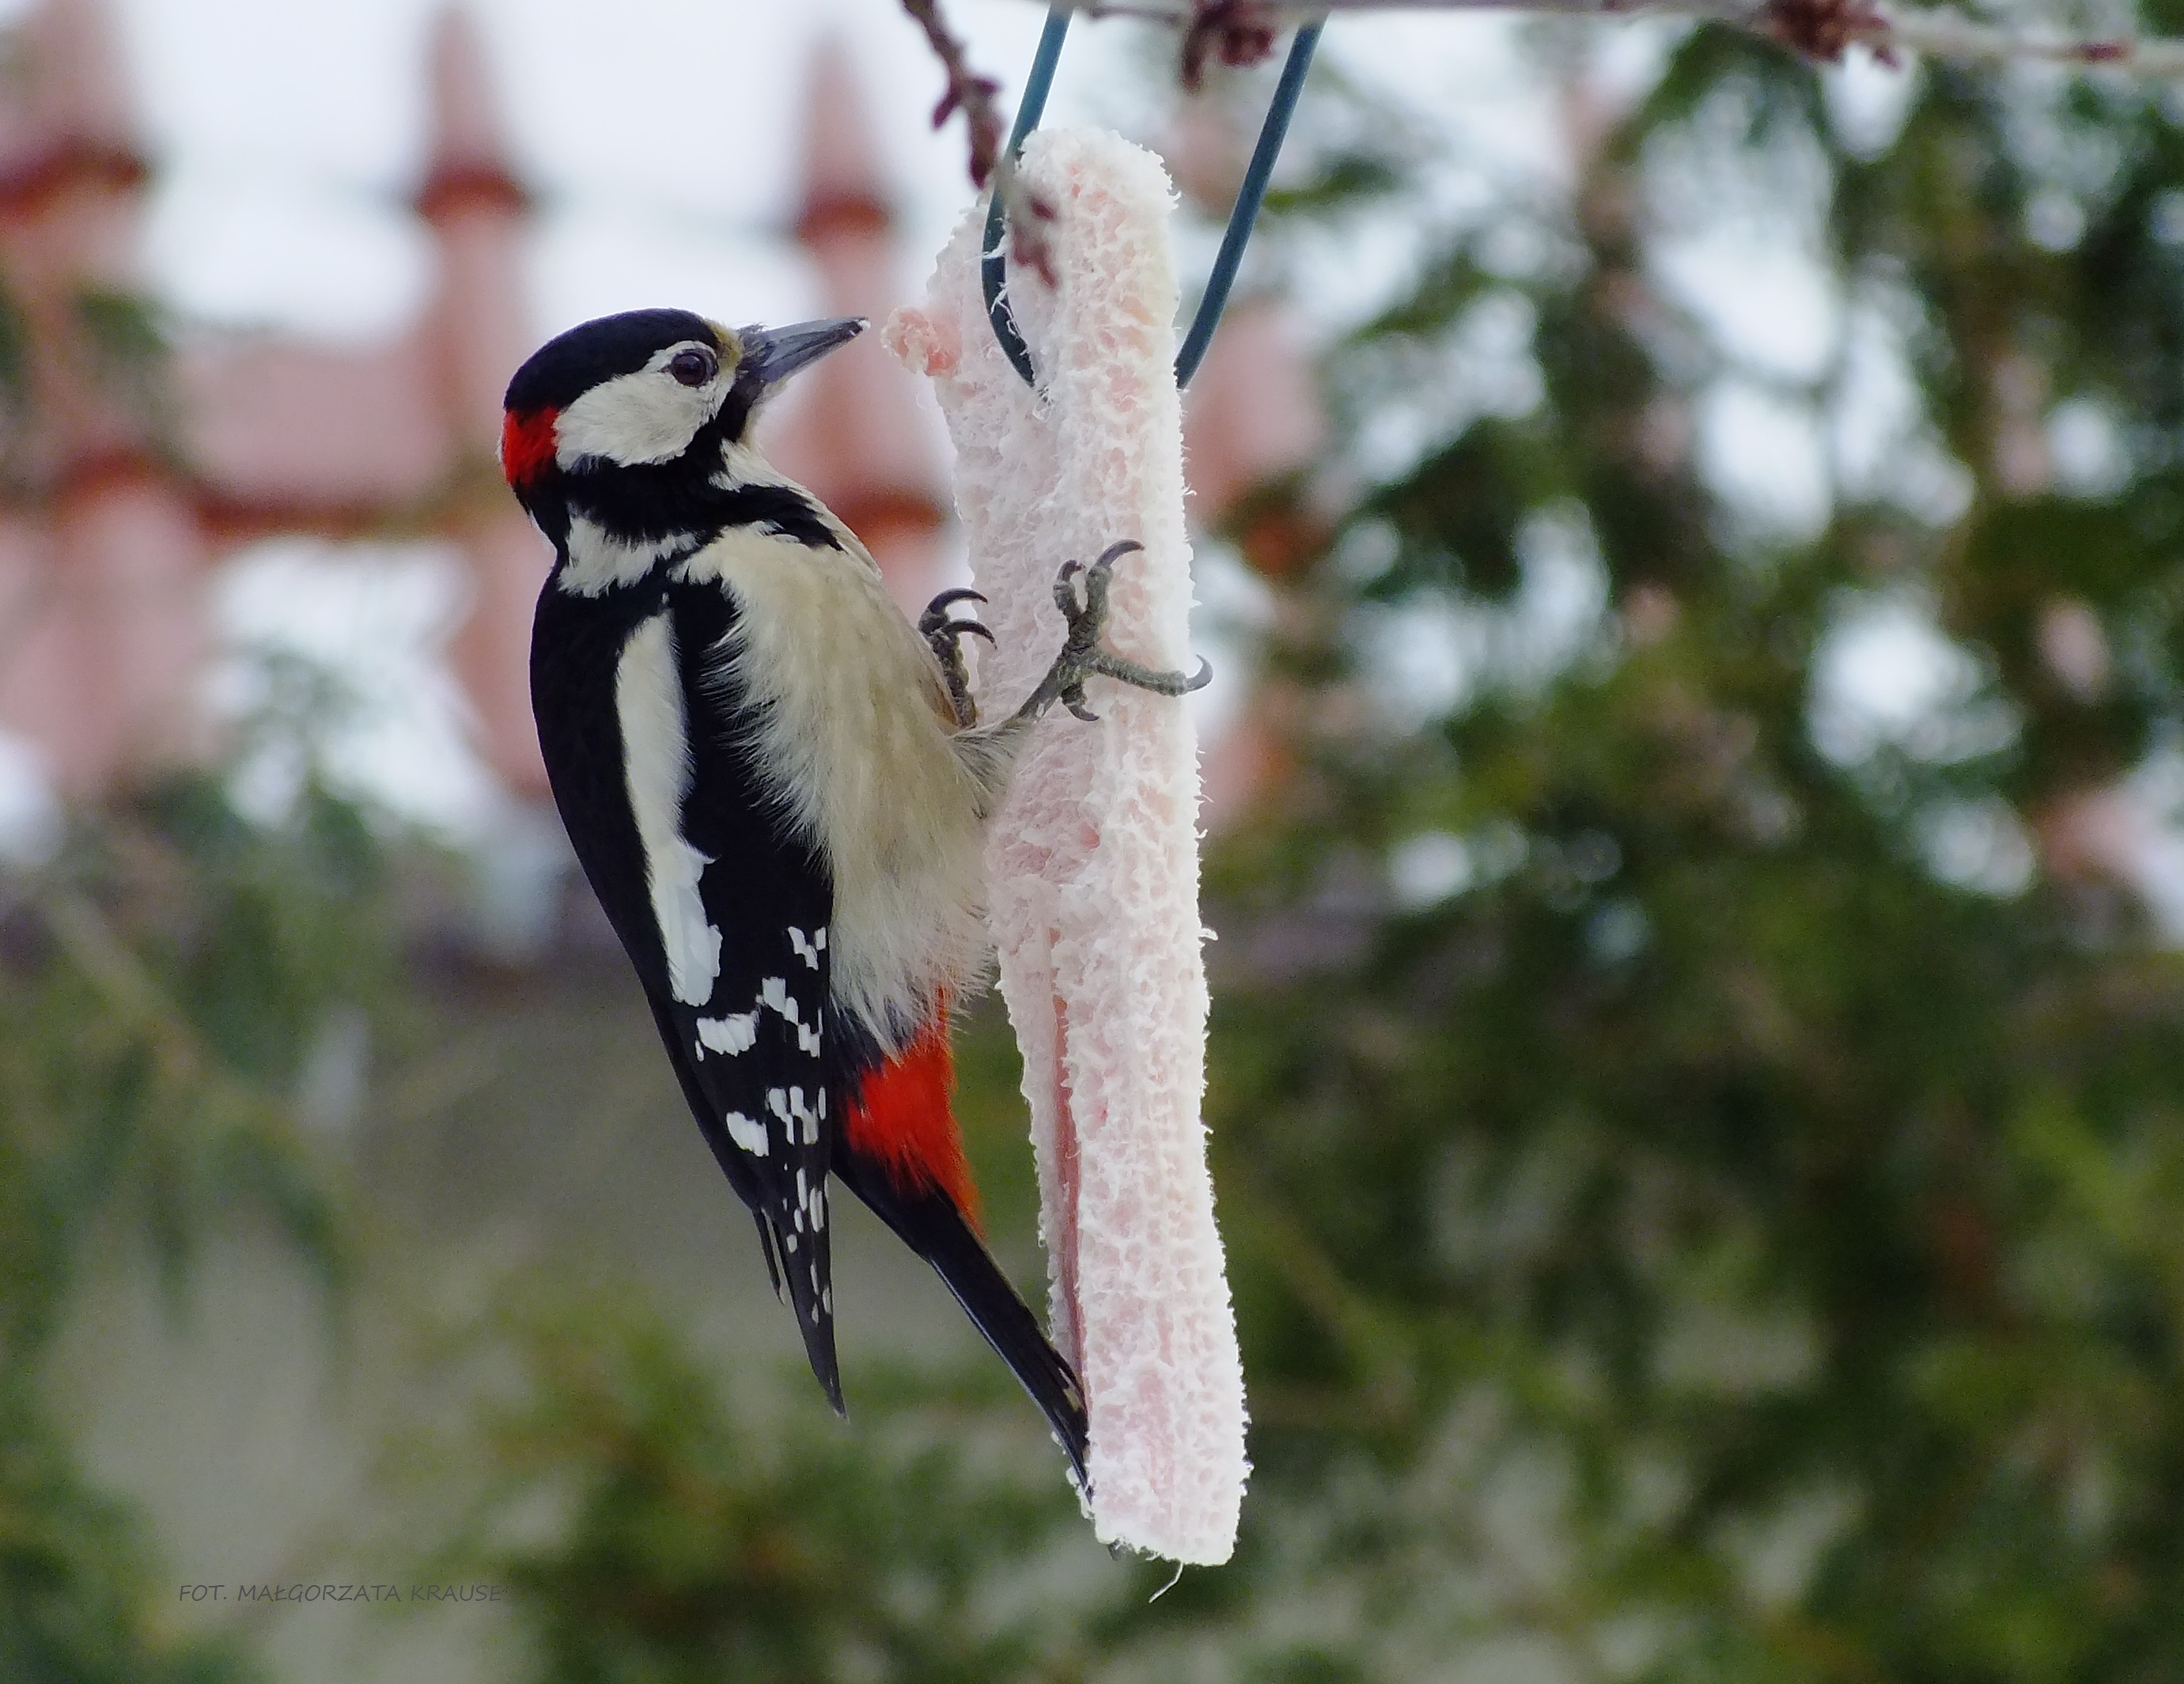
503 308 1205 1488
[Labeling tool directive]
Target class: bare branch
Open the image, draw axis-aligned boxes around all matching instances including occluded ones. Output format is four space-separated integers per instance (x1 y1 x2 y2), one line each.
1875 6 2178 72
1036 0 2184 80
902 0 1009 187
1182 2 1283 87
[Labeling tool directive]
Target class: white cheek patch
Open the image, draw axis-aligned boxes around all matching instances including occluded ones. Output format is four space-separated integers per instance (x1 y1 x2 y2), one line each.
556 354 721 467
615 613 722 1006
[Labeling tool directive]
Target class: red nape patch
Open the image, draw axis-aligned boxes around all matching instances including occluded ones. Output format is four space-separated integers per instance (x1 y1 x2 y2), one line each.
499 407 558 488
846 1014 981 1228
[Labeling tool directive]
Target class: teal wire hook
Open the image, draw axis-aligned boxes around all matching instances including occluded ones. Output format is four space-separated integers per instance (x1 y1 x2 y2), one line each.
980 8 1324 391
979 8 1070 388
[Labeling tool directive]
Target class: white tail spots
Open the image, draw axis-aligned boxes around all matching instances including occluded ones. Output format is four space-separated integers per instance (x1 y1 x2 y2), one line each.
766 1085 822 1144
821 1285 833 1315
723 1109 768 1156
789 925 827 970
759 975 822 1055
615 614 721 1006
695 1010 759 1057
809 1185 827 1231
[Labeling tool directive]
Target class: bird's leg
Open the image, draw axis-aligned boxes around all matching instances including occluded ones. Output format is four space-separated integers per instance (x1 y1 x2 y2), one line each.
1013 541 1211 726
920 587 995 728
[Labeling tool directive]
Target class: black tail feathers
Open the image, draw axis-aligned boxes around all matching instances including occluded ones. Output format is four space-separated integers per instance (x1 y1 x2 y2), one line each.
835 1152 1091 1493
753 1207 842 1413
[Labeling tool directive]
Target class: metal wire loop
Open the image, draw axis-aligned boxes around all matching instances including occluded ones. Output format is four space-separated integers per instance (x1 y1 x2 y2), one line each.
980 8 1324 391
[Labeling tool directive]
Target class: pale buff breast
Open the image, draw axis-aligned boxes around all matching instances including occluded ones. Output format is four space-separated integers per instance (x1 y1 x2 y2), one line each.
676 524 991 1048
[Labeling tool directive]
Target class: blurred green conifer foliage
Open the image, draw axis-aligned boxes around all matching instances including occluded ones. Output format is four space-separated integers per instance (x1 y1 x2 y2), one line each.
0 755 390 1682
1187 17 2184 1681
429 1283 1136 1684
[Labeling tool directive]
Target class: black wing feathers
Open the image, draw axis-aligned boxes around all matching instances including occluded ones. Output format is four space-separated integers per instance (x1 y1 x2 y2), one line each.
532 574 842 1410
664 582 841 1408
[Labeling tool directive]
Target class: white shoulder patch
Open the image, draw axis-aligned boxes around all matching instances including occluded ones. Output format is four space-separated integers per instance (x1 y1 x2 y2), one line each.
561 516 687 598
615 613 722 1006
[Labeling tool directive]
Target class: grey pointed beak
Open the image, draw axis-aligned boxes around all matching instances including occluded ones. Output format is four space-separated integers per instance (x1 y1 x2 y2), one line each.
739 316 865 392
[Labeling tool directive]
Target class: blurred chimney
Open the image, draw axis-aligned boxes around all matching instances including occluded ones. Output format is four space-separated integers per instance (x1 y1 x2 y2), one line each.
0 0 209 797
764 36 951 616
0 0 143 194
414 6 548 801
416 6 531 455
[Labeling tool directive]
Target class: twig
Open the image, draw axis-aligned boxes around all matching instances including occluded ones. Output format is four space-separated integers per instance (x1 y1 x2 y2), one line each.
1183 2 1283 86
1024 0 2184 80
1766 0 1897 62
902 0 1009 187
1872 6 2176 71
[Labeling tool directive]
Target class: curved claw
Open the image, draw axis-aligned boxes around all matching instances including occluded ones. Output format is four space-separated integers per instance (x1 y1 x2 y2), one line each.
1016 539 1208 728
1082 649 1214 697
922 588 997 731
920 588 992 638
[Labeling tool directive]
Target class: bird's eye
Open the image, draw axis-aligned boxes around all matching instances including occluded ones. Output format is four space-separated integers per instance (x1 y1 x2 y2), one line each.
668 346 717 387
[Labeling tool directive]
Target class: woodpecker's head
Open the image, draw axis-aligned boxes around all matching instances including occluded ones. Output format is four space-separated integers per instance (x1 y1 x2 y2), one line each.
501 308 863 551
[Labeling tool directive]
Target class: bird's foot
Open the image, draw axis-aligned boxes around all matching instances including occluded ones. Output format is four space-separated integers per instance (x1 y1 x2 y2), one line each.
920 587 994 728
1020 541 1211 725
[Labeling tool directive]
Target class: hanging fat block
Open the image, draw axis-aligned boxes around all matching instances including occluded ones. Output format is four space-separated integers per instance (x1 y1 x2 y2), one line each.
885 128 1247 1565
